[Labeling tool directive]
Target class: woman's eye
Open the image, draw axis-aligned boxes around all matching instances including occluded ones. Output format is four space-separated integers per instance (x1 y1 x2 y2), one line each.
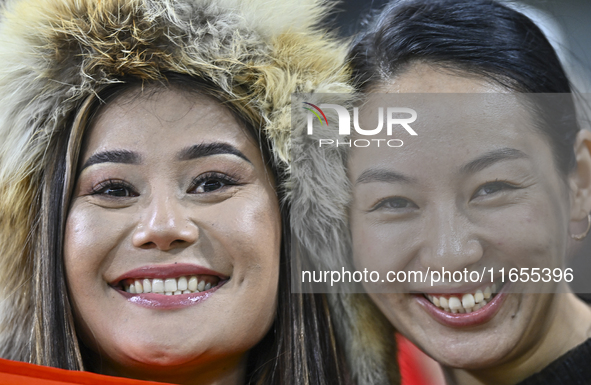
91 180 138 197
194 179 224 193
372 197 418 211
189 173 239 194
472 181 517 199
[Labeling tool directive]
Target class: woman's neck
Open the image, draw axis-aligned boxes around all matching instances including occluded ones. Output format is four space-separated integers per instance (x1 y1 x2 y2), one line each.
441 291 591 385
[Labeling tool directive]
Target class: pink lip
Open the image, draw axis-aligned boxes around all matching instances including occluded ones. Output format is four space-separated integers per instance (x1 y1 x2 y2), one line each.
416 290 508 328
115 282 226 309
111 263 229 284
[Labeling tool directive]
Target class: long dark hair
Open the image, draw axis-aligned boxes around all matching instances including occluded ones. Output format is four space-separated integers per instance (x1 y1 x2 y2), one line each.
348 0 579 175
33 73 349 384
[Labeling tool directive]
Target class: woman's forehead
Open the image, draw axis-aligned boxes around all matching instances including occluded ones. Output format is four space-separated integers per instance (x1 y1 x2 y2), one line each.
376 63 508 94
80 87 255 163
348 93 552 183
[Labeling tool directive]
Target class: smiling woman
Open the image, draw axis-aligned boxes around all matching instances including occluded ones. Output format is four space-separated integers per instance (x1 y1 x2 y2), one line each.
0 0 354 384
64 84 281 382
344 1 591 384
291 0 591 384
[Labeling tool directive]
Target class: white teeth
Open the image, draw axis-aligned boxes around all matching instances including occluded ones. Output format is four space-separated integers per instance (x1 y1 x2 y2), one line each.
188 276 198 291
426 283 499 313
448 297 461 311
474 290 484 303
462 293 475 309
123 275 219 295
152 279 164 293
484 286 492 299
164 278 177 292
178 276 188 291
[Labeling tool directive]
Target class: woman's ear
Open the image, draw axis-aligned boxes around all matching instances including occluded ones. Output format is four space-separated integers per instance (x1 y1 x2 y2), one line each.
569 129 591 220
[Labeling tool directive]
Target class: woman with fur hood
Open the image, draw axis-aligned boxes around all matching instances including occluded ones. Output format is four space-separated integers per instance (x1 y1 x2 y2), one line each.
0 0 358 384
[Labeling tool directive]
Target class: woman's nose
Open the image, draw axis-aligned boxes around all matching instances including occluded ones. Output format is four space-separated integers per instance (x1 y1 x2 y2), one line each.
418 206 483 272
132 195 199 251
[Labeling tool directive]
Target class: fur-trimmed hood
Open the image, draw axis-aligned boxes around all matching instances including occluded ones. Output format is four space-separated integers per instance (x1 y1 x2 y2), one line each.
0 0 355 364
290 93 400 384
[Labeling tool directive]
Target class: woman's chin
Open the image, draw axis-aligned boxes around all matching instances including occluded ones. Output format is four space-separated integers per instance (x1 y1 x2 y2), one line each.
424 297 528 368
123 347 203 368
377 291 532 370
82 327 217 373
95 343 199 373
98 345 224 382
423 338 514 370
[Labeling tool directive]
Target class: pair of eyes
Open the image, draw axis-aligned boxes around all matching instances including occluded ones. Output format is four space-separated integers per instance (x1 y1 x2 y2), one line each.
371 181 519 211
91 172 237 198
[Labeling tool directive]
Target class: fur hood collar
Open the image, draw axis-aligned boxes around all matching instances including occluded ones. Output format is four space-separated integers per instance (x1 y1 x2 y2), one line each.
290 94 400 384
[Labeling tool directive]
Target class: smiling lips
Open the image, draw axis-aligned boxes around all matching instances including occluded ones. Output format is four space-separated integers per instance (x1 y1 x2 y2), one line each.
418 282 507 327
112 263 227 308
121 275 219 295
425 283 498 313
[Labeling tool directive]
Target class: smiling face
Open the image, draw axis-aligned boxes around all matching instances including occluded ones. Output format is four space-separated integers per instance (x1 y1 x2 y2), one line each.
64 86 281 383
348 65 584 370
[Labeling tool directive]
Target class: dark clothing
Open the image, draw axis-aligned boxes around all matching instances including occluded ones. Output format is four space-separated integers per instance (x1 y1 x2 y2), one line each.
517 337 591 385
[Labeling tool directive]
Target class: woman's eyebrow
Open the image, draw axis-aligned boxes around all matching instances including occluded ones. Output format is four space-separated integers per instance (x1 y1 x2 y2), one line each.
81 150 141 171
177 142 252 164
355 169 416 185
460 148 528 175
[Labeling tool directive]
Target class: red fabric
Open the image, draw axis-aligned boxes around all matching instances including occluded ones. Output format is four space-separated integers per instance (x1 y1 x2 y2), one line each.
1 340 442 385
0 358 173 385
397 333 432 385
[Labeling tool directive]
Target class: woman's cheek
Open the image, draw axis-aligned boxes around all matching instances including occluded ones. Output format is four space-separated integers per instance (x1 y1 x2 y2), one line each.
226 189 281 285
481 198 567 271
352 215 416 275
64 202 130 288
